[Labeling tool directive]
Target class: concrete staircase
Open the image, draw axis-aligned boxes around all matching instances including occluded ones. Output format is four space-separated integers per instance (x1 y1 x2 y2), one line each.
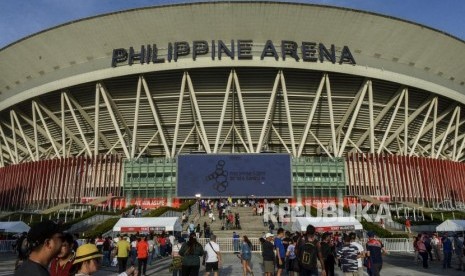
194 205 269 239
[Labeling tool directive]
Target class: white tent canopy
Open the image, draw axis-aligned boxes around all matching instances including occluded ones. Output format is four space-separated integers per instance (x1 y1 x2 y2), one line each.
292 217 363 232
436 220 465 232
113 217 182 233
0 221 30 233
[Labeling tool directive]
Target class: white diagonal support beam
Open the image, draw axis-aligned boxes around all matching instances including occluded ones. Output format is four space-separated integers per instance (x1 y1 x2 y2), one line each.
409 98 437 156
410 101 455 154
298 74 326 157
280 71 297 157
62 92 92 156
186 74 211 153
0 124 15 164
382 93 435 152
234 125 251 153
1 126 31 161
176 126 195 156
10 110 35 161
309 130 334 159
99 83 134 148
335 79 369 150
368 81 375 153
355 87 403 148
136 131 159 160
436 106 460 158
233 70 254 152
257 71 280 153
34 100 86 155
172 72 187 157
29 103 61 157
94 84 100 156
271 124 291 154
214 71 233 153
98 84 130 159
337 80 369 157
131 76 143 159
325 74 337 156
66 92 113 154
141 76 171 157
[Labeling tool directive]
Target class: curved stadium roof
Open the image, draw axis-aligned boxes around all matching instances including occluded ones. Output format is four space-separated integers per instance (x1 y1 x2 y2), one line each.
0 1 464 164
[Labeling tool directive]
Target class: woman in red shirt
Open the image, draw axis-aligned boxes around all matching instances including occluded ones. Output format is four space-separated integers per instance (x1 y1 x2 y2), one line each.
136 236 149 276
49 233 75 276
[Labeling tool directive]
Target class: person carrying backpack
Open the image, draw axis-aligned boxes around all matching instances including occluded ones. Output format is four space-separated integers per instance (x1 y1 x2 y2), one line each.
296 224 326 276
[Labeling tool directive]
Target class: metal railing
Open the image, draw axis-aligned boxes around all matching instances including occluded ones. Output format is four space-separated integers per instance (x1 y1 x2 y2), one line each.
197 238 262 252
194 237 414 253
0 240 15 253
360 238 414 252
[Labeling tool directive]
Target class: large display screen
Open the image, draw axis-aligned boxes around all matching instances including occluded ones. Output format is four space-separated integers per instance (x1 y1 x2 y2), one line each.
177 154 292 198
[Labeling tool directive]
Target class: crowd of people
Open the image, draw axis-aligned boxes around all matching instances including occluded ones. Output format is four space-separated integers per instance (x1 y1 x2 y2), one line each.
413 232 465 271
16 199 465 276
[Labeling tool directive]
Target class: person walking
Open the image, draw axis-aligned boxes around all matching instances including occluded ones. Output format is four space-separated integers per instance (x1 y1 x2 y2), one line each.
179 233 204 276
233 232 240 253
285 236 298 276
320 232 335 276
170 237 184 276
365 232 387 276
430 233 441 261
262 233 275 276
349 233 364 276
239 235 254 276
274 228 286 276
405 218 411 233
336 235 361 276
115 234 131 273
136 236 149 276
442 234 452 269
296 224 326 276
416 235 428 269
204 234 221 276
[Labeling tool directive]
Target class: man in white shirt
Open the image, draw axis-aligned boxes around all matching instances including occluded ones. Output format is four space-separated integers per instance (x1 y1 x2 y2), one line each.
350 232 365 276
204 234 222 276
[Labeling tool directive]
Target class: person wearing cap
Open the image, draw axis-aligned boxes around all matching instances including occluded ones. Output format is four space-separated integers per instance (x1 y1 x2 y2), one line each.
365 231 386 276
70 243 138 276
262 233 275 276
49 233 75 276
14 220 63 276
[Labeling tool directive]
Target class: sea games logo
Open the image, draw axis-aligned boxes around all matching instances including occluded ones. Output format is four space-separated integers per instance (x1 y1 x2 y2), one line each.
111 40 356 67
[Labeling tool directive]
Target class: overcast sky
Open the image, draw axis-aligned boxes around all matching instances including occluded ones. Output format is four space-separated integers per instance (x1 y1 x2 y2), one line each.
0 0 464 49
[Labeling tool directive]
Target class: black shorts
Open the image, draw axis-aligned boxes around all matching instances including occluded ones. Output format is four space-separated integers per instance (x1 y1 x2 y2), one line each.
276 257 285 269
205 261 219 272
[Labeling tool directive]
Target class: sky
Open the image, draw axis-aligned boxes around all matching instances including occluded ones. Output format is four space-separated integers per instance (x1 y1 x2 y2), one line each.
0 0 464 49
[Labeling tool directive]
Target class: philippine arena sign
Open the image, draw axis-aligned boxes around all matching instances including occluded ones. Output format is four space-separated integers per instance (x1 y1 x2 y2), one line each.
111 40 356 67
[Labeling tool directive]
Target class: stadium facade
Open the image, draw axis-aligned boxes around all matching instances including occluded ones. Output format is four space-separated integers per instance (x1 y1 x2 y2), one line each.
0 1 465 211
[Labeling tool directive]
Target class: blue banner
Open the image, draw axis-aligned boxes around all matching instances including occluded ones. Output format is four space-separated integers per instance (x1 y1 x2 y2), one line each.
177 154 292 198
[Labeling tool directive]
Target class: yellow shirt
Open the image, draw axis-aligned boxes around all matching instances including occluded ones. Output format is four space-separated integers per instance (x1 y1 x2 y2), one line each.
116 239 130 258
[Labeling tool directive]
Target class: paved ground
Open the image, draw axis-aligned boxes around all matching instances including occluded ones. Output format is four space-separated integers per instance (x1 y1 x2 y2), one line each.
1 252 465 275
